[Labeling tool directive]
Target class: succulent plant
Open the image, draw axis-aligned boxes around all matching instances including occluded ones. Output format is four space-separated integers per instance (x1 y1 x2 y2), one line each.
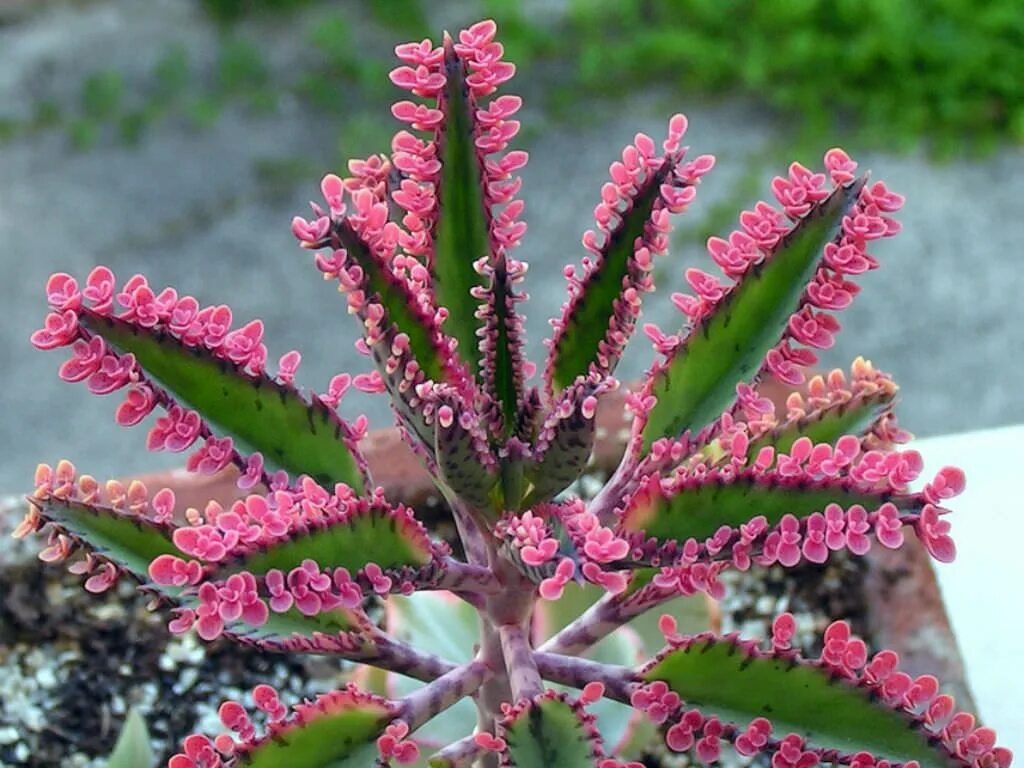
18 18 1011 768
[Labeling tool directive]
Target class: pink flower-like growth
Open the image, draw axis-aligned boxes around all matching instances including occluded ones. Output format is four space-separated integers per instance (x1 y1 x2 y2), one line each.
22 19 1004 768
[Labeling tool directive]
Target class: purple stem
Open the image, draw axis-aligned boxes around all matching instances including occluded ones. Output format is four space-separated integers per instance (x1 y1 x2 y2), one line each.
370 634 458 683
536 592 628 656
533 652 636 705
498 623 542 701
426 734 487 767
434 558 503 595
399 659 491 733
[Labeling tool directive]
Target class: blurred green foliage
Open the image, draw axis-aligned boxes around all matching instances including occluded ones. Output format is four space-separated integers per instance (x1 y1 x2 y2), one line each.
3 0 1018 161
198 0 318 24
511 0 1024 155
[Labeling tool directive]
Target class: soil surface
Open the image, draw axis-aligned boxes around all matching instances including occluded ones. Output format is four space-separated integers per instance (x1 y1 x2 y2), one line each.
1 494 875 767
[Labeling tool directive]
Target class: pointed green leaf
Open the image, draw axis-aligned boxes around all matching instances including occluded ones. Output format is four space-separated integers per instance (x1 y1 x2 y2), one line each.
521 378 609 508
225 605 370 646
334 221 448 385
434 403 499 510
222 502 434 576
30 496 183 582
433 44 490 378
236 690 393 768
548 161 672 394
641 178 865 449
105 709 155 768
29 498 372 646
747 389 895 460
620 474 892 546
503 695 600 768
644 638 952 768
82 313 365 491
480 252 526 436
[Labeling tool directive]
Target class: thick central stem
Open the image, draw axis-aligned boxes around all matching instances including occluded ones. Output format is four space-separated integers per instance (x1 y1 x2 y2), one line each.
475 548 539 721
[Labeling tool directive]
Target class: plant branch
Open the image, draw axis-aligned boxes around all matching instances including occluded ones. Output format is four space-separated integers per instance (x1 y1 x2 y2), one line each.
533 652 636 705
536 592 629 656
368 634 459 683
398 659 491 733
433 558 503 595
428 733 488 768
498 623 543 701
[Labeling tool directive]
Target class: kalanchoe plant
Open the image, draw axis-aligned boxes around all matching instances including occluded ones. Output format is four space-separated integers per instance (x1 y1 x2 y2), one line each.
17 18 1011 768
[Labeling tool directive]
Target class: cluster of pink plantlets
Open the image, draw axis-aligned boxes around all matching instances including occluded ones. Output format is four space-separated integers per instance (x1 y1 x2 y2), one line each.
18 18 1011 768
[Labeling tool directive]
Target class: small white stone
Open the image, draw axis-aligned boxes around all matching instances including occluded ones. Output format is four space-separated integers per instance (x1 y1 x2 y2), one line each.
0 726 19 744
755 594 776 614
173 666 199 694
14 742 30 761
35 666 58 689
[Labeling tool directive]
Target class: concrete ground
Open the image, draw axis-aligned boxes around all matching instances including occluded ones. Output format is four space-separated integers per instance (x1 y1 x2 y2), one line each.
2 0 1023 494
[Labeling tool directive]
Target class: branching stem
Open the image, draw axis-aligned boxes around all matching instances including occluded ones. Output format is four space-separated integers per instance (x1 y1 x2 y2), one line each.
434 558 503 595
536 592 627 656
498 623 542 701
428 733 487 768
533 651 637 704
399 659 491 733
369 634 459 682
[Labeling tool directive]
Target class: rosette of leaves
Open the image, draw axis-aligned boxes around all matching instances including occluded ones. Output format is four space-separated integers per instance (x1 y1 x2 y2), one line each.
19 18 1009 768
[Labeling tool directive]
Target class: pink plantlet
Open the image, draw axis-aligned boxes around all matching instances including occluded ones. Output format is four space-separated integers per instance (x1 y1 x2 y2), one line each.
19 19 1006 768
376 720 419 764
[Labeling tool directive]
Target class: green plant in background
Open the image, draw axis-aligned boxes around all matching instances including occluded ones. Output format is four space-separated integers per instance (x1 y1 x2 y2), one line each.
20 18 1012 768
551 0 1024 155
105 710 155 768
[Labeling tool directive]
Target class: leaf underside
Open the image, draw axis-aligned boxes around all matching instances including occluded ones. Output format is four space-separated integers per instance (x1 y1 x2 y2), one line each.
641 178 865 449
83 314 365 491
645 640 951 768
503 697 598 768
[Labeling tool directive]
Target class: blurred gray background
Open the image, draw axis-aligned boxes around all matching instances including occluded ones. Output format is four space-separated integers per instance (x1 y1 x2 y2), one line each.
1 0 1022 493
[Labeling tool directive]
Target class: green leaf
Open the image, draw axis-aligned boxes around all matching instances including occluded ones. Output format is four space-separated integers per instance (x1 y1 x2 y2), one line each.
434 402 499 510
433 45 490 379
503 695 600 768
226 604 370 646
482 252 525 435
29 497 183 583
641 178 865 449
644 638 952 768
106 709 154 768
222 502 433 576
548 161 671 394
620 474 887 546
747 389 895 460
334 222 447 385
237 691 393 768
81 313 365 491
520 378 610 508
